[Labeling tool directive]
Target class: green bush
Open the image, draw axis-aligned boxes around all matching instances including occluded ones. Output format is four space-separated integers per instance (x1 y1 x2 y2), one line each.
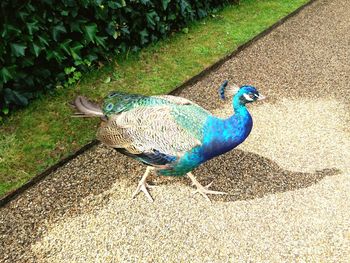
0 0 236 114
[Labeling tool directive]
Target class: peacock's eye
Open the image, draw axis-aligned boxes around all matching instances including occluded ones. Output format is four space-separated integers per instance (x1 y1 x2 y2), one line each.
243 93 255 101
249 93 255 99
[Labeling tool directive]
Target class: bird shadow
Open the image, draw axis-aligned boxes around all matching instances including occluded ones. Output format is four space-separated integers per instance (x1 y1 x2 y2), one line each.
150 149 341 202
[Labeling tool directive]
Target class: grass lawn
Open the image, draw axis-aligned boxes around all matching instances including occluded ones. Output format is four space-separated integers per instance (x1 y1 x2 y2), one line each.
0 0 309 197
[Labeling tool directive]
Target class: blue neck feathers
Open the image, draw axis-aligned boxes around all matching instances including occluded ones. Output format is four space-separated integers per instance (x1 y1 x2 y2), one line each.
200 95 252 161
232 93 249 116
225 94 253 142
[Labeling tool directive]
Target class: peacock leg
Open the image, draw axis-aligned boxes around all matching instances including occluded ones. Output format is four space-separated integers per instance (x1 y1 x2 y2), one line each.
187 172 227 202
132 166 155 202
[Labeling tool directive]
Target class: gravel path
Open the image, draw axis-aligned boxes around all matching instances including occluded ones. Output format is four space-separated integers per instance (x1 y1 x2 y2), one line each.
1 0 350 262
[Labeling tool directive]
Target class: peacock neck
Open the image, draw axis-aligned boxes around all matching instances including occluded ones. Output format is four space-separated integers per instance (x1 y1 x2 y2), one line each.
215 96 252 137
232 95 249 117
223 97 252 147
225 95 253 138
197 96 252 163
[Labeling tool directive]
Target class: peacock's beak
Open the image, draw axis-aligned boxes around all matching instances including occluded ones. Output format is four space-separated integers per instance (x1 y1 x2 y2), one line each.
257 94 266 100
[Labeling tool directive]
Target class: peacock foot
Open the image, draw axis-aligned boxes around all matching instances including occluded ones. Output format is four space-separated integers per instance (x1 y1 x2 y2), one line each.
132 182 155 202
187 172 227 202
131 166 155 202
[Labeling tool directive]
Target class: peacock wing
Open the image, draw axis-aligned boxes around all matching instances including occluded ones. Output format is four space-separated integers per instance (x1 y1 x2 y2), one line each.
97 104 209 166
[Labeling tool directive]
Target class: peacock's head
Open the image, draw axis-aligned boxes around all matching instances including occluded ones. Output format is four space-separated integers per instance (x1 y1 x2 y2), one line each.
236 85 265 104
218 81 265 105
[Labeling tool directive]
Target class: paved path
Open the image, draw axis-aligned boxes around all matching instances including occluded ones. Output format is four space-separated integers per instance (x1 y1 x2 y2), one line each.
1 0 350 262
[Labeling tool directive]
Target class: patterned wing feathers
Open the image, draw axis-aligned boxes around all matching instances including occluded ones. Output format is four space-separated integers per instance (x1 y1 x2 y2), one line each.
97 105 202 157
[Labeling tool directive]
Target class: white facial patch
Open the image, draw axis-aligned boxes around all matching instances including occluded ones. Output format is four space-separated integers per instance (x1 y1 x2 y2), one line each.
225 83 240 97
243 93 254 101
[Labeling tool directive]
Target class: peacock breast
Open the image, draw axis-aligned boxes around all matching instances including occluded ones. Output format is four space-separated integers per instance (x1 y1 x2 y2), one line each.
200 114 253 160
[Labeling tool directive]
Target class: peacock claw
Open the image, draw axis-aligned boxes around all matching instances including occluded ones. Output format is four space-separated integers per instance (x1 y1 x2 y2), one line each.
192 186 227 200
187 173 227 202
204 181 213 189
132 182 154 202
146 183 157 189
131 166 155 202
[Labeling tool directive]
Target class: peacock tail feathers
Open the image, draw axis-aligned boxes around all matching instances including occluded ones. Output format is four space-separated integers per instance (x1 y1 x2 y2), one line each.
102 92 201 116
73 96 104 118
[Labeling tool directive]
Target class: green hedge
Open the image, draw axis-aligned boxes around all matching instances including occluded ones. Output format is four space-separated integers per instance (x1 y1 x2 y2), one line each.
0 0 236 114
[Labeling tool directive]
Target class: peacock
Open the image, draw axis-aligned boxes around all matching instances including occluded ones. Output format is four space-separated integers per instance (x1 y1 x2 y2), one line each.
74 81 265 201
